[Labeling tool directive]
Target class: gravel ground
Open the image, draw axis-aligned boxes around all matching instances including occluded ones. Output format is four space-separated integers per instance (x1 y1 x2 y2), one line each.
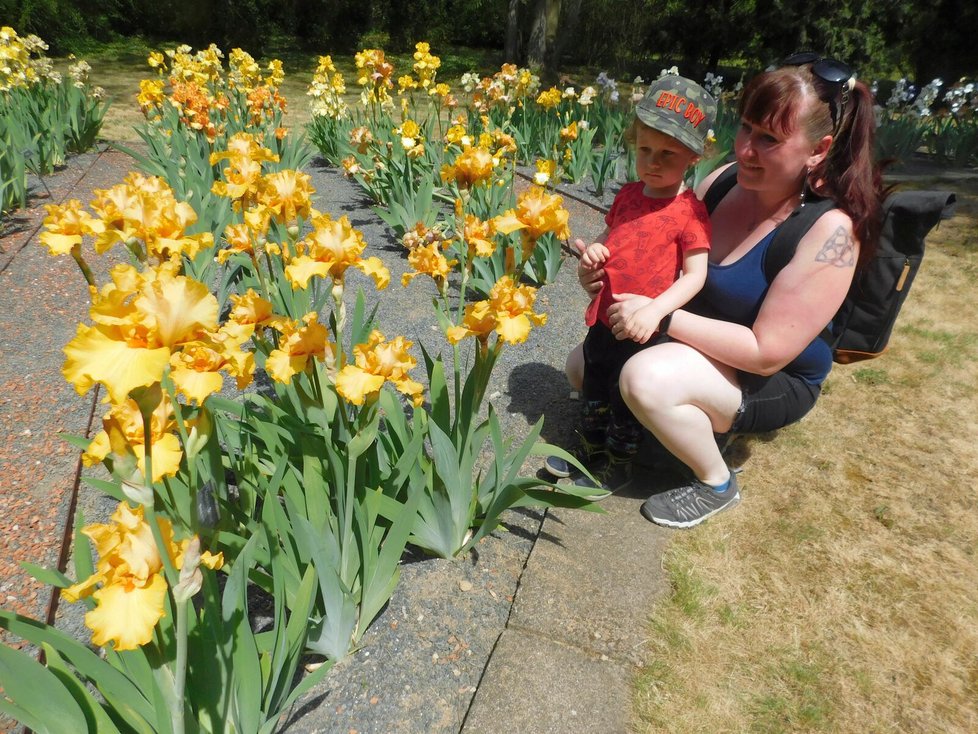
0 146 613 733
0 147 123 630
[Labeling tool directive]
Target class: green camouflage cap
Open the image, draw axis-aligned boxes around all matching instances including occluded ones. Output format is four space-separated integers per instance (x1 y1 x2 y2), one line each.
634 75 717 155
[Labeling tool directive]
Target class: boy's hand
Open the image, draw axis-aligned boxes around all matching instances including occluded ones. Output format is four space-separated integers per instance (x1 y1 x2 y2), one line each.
574 238 605 296
580 242 610 270
608 293 664 344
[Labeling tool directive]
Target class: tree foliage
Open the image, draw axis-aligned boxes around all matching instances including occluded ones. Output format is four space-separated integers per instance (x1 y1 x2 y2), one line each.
2 0 975 84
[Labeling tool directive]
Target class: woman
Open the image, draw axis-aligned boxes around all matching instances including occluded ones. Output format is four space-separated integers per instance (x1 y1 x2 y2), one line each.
568 56 883 528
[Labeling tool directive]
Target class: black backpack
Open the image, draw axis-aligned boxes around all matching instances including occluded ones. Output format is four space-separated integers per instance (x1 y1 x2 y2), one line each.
704 165 956 363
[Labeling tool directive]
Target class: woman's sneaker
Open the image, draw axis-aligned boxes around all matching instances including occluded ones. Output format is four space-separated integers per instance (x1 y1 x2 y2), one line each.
544 434 606 478
640 473 740 528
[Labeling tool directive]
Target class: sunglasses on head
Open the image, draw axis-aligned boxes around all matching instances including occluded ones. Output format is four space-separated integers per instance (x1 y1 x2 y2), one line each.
783 52 855 132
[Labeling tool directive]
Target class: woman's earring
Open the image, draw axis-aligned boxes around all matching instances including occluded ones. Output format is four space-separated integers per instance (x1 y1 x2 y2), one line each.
799 168 811 208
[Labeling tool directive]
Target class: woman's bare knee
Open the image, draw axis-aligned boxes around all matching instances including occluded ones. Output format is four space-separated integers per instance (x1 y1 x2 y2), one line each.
621 343 742 431
619 349 673 414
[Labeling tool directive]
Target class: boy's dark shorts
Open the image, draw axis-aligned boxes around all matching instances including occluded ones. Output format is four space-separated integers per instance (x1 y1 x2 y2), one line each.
729 370 821 435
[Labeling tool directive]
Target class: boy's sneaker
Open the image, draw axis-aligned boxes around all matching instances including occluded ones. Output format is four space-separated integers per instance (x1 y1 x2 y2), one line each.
544 435 605 478
572 450 633 494
640 472 740 528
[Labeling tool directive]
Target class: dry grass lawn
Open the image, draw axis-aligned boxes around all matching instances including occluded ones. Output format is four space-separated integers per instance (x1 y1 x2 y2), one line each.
634 177 978 733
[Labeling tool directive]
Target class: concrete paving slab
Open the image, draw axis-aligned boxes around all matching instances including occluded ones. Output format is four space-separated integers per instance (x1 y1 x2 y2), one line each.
509 497 671 667
462 628 631 734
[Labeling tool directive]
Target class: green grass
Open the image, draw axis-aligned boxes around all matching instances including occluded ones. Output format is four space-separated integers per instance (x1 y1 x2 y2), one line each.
748 652 836 732
852 367 890 385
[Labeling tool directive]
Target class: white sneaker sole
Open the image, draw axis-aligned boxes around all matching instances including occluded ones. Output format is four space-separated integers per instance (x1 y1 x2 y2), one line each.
640 491 741 528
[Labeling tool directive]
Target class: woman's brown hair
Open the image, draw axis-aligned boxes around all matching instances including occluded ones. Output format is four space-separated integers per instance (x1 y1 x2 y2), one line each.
739 66 884 267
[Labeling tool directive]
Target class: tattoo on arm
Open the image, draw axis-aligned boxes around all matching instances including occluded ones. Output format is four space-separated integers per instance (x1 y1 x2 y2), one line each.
815 226 856 268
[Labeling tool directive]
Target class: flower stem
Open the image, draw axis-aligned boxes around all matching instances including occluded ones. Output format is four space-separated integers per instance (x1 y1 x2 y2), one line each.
140 411 179 584
69 243 96 289
163 373 196 489
251 252 271 303
331 280 346 366
171 598 189 734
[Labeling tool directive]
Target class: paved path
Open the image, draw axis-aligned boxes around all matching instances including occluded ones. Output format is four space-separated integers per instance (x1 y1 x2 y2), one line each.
0 146 679 734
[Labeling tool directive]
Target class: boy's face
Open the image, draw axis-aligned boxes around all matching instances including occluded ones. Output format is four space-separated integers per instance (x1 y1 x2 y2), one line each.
635 126 700 197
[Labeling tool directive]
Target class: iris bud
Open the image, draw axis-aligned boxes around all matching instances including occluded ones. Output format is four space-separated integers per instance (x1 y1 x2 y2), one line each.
196 481 220 529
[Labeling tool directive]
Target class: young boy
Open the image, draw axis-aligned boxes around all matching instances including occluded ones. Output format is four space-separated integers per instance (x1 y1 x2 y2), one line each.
546 74 717 492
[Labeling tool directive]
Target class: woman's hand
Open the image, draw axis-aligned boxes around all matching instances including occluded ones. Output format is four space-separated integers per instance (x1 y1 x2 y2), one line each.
608 293 662 343
574 238 605 296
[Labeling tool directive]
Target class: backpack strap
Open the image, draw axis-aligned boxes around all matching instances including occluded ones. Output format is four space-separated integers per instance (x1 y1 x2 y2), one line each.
763 196 838 281
702 163 740 214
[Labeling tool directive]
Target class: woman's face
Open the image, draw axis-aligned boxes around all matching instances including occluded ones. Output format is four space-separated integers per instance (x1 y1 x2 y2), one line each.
733 116 822 194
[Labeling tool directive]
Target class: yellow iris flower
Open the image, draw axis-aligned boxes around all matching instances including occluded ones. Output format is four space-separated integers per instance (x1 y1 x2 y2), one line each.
446 300 496 345
169 325 255 403
228 48 263 90
40 199 103 255
258 169 314 225
462 214 496 259
61 502 222 651
492 186 571 260
137 78 165 111
286 213 389 290
88 173 214 261
82 394 183 483
430 82 451 98
349 126 374 153
226 288 286 334
335 330 424 406
354 48 395 104
210 133 281 208
440 146 495 189
536 86 563 109
444 124 472 148
63 264 219 404
533 159 557 186
401 242 457 289
308 55 349 118
560 120 579 143
491 130 517 158
264 59 285 88
488 275 548 344
412 41 441 89
266 312 335 384
396 119 423 151
217 223 255 264
446 276 546 345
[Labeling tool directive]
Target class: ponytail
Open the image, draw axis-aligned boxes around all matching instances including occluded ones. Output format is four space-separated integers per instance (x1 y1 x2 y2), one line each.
810 79 885 268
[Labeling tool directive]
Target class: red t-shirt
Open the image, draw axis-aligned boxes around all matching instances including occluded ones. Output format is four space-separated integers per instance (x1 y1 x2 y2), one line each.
585 183 711 327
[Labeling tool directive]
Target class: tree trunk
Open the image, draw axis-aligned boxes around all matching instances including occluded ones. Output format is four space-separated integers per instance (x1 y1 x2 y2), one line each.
527 0 561 81
551 0 581 73
505 0 522 62
526 0 548 69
